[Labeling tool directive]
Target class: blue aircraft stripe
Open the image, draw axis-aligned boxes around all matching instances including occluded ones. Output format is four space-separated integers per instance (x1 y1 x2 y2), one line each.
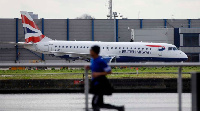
54 54 187 63
23 27 37 34
159 47 165 51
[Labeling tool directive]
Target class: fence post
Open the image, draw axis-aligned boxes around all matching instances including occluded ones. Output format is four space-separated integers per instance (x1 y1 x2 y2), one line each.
192 72 200 111
67 19 69 41
15 18 19 62
41 18 45 61
92 19 94 41
178 67 182 111
84 69 89 111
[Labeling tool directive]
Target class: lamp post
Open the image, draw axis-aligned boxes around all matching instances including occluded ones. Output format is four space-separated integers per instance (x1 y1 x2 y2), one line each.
112 12 124 42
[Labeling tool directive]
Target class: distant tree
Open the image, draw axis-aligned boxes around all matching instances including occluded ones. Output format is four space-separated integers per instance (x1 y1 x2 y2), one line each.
76 14 95 19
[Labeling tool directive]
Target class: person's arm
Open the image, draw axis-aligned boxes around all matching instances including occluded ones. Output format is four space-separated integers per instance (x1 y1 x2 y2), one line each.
92 71 112 78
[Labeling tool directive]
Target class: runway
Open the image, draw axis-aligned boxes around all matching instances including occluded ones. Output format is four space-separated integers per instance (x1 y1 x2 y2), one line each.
0 93 191 111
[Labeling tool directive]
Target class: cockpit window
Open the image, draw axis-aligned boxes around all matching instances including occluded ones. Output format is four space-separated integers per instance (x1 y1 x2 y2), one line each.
168 47 172 50
168 47 178 50
173 47 178 50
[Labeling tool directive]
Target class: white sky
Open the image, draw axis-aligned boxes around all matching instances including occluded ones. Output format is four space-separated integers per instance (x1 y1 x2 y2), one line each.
0 0 200 19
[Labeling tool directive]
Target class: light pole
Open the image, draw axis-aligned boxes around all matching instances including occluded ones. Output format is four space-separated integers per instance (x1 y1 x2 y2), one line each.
113 12 124 42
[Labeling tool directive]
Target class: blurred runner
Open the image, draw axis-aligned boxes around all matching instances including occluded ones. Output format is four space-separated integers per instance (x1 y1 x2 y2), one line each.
85 45 125 111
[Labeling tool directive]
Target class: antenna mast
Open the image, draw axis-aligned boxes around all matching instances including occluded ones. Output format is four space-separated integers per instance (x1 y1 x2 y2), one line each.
107 0 112 19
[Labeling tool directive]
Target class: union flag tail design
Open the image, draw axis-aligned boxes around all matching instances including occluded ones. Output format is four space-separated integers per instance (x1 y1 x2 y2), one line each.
20 11 45 43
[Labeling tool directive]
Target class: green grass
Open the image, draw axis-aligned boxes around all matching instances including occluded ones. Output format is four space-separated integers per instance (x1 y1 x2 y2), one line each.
0 74 83 80
112 66 200 73
0 74 191 80
0 66 198 80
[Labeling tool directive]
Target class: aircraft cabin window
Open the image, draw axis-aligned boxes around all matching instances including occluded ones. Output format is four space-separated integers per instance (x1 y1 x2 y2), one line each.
55 46 57 47
70 46 72 48
127 47 128 49
62 46 64 48
119 47 121 49
77 46 78 48
59 46 60 48
66 46 68 48
83 46 85 48
103 47 104 49
87 47 89 48
150 48 151 50
130 47 132 49
111 47 113 49
123 47 125 49
115 47 117 49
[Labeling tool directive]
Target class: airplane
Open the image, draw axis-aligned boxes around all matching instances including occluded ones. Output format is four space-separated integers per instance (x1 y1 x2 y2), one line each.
4 11 188 63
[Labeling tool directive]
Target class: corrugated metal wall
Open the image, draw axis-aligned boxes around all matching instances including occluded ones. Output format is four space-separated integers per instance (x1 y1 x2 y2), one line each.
0 19 16 62
0 19 200 63
167 19 188 28
134 28 174 44
191 19 200 28
94 19 114 41
118 19 140 42
69 20 92 41
44 19 67 40
143 19 164 28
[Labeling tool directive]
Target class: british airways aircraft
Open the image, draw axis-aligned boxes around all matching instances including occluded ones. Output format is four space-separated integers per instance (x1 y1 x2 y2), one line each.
13 11 188 62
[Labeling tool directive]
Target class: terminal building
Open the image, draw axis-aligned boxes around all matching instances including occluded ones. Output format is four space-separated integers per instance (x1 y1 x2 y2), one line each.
0 14 200 63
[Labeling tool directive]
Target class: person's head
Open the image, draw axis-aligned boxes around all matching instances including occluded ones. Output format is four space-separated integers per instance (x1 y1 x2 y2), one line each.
90 45 100 58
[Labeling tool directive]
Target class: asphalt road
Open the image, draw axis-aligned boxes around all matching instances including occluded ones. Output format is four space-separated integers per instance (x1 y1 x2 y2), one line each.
0 93 191 111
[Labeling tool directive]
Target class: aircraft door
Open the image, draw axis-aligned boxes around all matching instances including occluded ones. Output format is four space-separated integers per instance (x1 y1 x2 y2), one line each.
106 45 109 52
49 44 53 51
43 45 49 52
158 51 162 56
158 47 162 56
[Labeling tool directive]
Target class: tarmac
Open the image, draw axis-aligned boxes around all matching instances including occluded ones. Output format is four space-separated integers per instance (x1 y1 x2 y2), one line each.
0 93 191 111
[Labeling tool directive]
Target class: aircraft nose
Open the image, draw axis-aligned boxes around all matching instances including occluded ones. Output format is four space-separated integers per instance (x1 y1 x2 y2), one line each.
180 51 188 61
183 52 188 58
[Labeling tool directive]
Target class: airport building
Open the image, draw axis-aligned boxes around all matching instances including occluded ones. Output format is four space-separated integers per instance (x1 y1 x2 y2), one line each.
0 18 200 63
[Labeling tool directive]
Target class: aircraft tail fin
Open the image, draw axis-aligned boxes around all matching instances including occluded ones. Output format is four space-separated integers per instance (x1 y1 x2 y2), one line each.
20 11 50 43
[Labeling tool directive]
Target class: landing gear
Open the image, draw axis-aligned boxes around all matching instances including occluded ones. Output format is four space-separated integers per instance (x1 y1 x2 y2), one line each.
111 57 117 63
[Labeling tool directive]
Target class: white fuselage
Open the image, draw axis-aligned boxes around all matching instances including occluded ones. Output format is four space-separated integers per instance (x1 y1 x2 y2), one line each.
24 40 188 62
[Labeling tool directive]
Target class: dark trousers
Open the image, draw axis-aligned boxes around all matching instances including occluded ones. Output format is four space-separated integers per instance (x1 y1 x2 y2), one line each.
92 94 121 111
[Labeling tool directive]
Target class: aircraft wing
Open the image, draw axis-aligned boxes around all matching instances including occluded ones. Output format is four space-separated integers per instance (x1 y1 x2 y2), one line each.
50 51 89 55
50 51 90 57
0 42 33 45
101 55 119 63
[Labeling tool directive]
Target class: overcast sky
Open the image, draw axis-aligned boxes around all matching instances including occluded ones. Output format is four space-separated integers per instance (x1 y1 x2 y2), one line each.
0 0 199 19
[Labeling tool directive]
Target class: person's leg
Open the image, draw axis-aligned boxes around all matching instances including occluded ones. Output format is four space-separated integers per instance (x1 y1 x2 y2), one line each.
99 95 125 111
92 95 100 111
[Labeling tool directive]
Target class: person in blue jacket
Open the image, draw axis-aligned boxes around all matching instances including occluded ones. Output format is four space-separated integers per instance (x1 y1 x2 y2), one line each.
85 45 124 111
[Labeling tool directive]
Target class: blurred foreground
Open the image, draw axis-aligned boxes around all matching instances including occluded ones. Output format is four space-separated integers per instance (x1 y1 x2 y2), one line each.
0 93 190 111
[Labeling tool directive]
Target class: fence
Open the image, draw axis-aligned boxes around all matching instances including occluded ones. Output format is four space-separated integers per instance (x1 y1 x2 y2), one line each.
1 62 200 111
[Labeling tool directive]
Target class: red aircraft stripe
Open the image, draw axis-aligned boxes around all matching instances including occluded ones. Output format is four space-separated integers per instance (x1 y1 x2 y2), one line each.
25 35 45 43
146 45 163 47
21 15 39 30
